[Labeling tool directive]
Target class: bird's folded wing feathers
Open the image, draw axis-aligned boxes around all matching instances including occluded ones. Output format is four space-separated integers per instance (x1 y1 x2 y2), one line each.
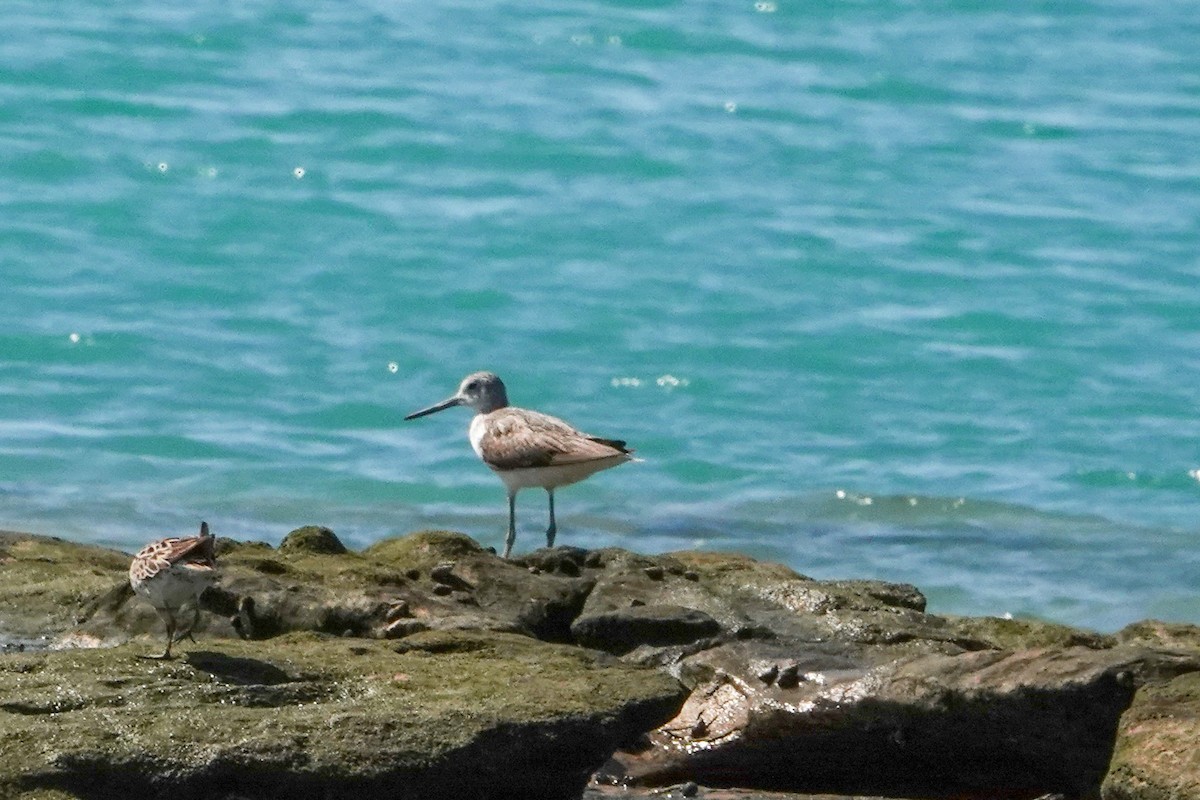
134 535 217 580
480 409 632 470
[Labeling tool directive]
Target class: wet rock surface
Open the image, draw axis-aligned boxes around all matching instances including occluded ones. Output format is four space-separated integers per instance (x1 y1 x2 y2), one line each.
1 527 1198 800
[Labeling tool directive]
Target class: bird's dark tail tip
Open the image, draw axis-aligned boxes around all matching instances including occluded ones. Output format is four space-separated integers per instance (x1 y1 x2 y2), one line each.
589 436 632 454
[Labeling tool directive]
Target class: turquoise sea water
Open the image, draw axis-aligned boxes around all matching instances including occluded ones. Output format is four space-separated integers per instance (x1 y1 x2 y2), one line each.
2 0 1197 632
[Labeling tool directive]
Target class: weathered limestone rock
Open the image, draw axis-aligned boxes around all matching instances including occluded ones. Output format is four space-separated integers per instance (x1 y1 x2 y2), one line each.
4 527 1199 800
1115 618 1200 654
616 644 1197 797
0 630 686 800
595 551 1200 799
63 529 597 648
1102 622 1200 800
1102 670 1200 800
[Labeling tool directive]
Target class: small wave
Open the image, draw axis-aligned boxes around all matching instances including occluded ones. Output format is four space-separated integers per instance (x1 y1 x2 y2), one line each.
1075 468 1200 491
740 488 1116 531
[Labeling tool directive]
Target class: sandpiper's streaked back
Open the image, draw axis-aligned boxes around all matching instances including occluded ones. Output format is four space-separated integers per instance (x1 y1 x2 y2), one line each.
128 521 218 659
405 371 634 558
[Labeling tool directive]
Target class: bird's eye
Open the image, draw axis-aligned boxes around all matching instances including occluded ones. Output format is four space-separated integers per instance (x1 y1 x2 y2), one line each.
466 381 478 391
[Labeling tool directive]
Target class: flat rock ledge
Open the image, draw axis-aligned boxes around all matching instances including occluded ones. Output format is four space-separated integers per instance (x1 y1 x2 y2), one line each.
2 528 1198 800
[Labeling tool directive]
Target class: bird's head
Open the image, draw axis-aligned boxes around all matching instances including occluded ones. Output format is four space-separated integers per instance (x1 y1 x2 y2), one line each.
404 371 510 419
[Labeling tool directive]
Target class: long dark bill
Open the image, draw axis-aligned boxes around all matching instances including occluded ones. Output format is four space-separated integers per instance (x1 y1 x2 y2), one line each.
404 396 463 420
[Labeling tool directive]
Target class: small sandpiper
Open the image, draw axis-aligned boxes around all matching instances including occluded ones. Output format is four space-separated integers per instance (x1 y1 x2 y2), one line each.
128 521 218 659
405 371 635 558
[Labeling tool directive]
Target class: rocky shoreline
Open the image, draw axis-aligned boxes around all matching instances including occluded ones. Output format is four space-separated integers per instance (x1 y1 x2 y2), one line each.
1 526 1197 800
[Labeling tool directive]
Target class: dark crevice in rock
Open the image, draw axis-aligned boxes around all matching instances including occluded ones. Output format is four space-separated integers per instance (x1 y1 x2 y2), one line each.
516 577 597 643
572 606 723 656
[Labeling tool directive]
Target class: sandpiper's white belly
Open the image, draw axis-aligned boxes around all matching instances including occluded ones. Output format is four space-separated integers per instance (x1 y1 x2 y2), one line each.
495 455 630 493
132 564 216 611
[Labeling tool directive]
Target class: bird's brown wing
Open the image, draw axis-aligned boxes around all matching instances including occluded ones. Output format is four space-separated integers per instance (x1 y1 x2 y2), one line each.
131 534 217 582
479 409 632 471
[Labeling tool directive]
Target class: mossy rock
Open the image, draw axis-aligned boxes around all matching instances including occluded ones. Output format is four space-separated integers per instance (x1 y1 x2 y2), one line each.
943 614 1116 652
1115 619 1200 656
65 530 602 647
668 549 809 581
364 530 486 569
0 630 686 799
214 538 274 557
1102 670 1200 800
279 525 347 555
216 540 405 593
0 531 130 641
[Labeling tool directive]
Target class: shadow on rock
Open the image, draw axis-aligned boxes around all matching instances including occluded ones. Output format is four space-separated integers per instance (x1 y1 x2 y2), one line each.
184 650 294 685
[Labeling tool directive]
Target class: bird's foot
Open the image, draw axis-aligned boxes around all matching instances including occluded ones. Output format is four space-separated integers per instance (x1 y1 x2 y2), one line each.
172 628 199 644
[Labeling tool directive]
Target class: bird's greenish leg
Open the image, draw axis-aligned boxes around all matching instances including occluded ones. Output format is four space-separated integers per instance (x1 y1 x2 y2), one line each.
503 492 517 559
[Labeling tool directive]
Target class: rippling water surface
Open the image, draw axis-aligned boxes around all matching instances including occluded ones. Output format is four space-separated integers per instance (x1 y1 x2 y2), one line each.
2 0 1198 631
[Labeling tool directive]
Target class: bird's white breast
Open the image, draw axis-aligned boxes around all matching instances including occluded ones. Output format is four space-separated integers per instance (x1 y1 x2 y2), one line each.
468 414 488 459
132 563 216 611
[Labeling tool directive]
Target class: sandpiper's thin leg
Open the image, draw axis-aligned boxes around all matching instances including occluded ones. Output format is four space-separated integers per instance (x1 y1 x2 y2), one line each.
138 610 175 660
503 492 517 559
546 490 557 548
175 602 202 644
161 612 176 659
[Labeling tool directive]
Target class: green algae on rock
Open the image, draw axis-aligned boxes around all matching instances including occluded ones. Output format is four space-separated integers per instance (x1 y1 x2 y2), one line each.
64 528 604 649
363 530 488 568
940 613 1117 651
278 525 348 555
0 631 686 800
0 531 130 643
1116 619 1200 655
